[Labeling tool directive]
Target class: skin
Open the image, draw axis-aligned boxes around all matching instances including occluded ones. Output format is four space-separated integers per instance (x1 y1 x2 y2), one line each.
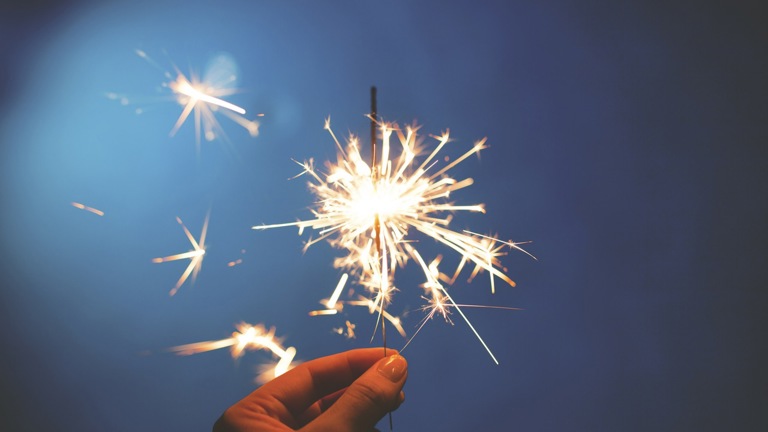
214 348 408 432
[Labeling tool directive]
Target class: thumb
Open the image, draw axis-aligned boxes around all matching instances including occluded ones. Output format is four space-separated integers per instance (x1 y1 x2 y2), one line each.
307 354 408 432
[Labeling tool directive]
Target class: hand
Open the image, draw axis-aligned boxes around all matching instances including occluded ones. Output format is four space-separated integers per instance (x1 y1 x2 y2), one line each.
214 348 408 432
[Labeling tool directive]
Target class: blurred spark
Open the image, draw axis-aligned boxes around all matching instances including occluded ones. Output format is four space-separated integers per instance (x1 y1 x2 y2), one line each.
169 323 298 384
110 50 260 154
71 202 104 216
152 212 209 296
332 320 357 339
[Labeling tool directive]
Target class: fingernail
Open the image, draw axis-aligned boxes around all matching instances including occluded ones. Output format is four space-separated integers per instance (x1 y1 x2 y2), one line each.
377 354 407 382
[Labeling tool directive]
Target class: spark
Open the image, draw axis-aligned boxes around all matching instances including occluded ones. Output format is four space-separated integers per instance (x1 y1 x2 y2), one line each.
152 212 209 296
332 320 357 339
308 273 404 338
254 117 530 362
71 202 104 216
112 50 260 154
326 272 348 309
169 323 298 384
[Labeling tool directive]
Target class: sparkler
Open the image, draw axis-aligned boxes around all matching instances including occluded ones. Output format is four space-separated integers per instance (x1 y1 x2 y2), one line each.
169 322 298 384
152 212 209 296
253 99 531 363
109 50 261 155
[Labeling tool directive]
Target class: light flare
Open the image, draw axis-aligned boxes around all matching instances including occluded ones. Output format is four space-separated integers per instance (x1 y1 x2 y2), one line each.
169 323 298 383
254 117 530 362
110 50 261 155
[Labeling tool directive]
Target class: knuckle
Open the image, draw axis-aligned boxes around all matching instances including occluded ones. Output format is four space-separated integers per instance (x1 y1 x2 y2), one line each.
347 379 390 408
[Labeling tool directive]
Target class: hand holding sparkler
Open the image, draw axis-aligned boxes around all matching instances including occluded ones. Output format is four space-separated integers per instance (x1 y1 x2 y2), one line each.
213 348 407 432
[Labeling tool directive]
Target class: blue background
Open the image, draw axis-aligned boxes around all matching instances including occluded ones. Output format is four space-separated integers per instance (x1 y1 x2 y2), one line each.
1 1 766 431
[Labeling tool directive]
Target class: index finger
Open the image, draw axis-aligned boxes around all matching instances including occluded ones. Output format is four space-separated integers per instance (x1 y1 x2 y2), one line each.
259 348 395 419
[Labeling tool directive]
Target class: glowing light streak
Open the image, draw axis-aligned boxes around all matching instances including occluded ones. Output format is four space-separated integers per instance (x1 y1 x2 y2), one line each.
346 296 406 339
326 273 348 309
169 323 298 383
71 202 104 216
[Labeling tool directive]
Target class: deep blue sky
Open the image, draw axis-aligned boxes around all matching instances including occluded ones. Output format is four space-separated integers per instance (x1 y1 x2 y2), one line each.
1 1 766 431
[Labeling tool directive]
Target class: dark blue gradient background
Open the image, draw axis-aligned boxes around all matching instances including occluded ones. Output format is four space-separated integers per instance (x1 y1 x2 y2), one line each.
1 1 766 431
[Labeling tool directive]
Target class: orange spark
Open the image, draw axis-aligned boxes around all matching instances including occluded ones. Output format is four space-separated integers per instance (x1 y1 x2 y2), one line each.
71 202 104 216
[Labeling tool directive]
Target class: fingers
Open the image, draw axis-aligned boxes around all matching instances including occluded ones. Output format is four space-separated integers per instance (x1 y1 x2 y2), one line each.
255 348 396 424
303 354 408 432
295 387 347 426
213 348 405 431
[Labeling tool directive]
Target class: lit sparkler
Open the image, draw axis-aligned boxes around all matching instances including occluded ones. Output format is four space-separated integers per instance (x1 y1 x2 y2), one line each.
152 212 209 296
254 115 530 363
169 322 298 384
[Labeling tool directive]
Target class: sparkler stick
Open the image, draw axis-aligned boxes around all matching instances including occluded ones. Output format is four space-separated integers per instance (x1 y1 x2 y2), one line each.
152 212 209 296
369 85 395 432
369 86 389 356
169 322 298 384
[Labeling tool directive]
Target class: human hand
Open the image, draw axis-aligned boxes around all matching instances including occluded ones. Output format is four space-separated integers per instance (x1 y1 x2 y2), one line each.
213 348 408 432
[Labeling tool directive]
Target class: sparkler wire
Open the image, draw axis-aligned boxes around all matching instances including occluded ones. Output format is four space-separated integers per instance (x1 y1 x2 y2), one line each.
371 85 394 432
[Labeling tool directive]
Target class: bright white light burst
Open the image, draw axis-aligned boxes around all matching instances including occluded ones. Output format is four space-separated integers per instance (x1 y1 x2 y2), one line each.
254 118 532 363
108 50 261 155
